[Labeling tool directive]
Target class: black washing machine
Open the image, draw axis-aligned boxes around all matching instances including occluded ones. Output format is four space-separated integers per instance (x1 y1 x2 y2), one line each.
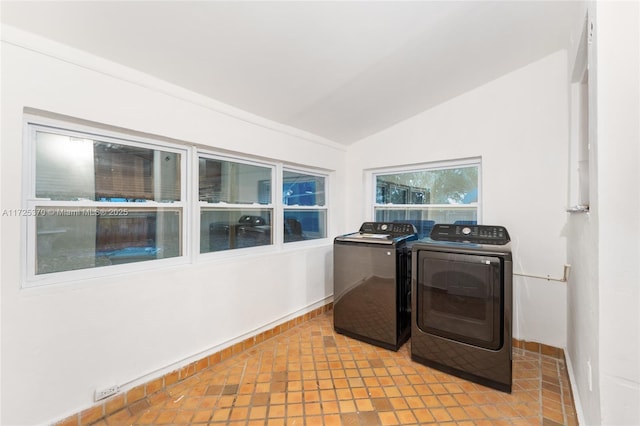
411 224 513 392
333 222 417 351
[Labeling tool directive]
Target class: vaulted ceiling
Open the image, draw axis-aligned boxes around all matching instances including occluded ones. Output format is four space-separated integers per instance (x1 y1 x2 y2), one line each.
1 1 582 144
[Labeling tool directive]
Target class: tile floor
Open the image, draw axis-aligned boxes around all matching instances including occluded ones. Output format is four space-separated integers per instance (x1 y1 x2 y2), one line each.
97 311 578 425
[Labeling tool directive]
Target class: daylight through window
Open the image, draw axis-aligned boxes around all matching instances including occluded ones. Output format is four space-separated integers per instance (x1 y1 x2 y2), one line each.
373 160 480 238
283 170 327 243
23 117 330 286
199 156 274 253
30 127 186 276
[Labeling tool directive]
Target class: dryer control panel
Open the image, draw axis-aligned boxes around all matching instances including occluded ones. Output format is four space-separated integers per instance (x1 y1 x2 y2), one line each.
430 224 510 245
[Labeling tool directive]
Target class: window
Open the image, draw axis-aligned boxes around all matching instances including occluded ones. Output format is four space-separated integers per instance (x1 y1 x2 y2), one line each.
26 124 186 280
373 159 480 238
199 155 274 253
22 115 331 286
282 170 327 242
568 15 591 212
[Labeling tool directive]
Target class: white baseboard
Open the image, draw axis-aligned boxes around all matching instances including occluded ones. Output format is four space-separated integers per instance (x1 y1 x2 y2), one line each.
564 349 587 425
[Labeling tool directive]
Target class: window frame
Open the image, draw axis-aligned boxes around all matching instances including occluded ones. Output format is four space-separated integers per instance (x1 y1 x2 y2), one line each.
282 166 329 245
22 118 190 287
567 15 592 213
368 157 482 228
20 114 333 287
196 151 277 257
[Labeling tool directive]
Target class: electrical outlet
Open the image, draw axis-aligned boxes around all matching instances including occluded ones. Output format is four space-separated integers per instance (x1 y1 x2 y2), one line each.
95 385 119 401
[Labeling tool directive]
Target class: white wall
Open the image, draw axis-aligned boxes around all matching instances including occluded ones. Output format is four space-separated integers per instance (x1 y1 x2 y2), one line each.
0 27 346 426
594 2 640 425
566 2 640 425
565 3 600 424
347 51 570 348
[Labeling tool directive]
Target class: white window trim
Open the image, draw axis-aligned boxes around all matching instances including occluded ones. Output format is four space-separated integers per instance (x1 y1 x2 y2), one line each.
20 113 333 287
196 151 277 259
22 117 190 288
567 13 592 213
366 157 482 223
282 166 330 245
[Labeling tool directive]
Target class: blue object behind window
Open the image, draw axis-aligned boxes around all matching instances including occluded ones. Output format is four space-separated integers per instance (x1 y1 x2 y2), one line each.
284 181 316 206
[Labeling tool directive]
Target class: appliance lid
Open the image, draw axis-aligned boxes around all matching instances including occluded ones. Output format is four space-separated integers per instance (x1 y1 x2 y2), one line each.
334 221 417 245
335 232 396 245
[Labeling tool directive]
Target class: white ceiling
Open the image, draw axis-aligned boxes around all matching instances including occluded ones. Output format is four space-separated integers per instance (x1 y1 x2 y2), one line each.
1 1 582 144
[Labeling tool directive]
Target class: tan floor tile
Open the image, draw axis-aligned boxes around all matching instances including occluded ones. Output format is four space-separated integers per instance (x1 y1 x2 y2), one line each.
285 416 304 426
437 394 459 407
174 410 194 423
355 398 374 412
322 401 340 414
378 411 399 426
463 405 487 420
448 406 469 421
323 414 342 426
413 384 432 395
229 407 249 421
368 386 387 398
268 405 285 418
396 385 416 396
303 390 320 402
249 406 268 419
305 416 323 426
377 377 396 388
336 388 352 400
154 410 178 424
431 407 454 422
396 409 417 424
135 410 159 424
389 397 409 410
404 396 425 409
513 402 542 417
287 391 303 404
453 392 475 406
332 377 348 387
512 418 542 426
269 392 286 405
392 375 410 386
210 408 231 422
351 387 369 399
77 312 579 426
421 394 442 408
543 405 566 424
235 394 252 406
348 377 364 387
287 403 303 417
412 408 435 423
190 409 212 423
383 386 401 398
429 383 449 394
339 400 357 413
305 402 322 416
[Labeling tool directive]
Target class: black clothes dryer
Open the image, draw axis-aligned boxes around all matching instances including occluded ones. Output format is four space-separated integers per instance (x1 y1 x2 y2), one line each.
411 224 513 392
333 222 417 351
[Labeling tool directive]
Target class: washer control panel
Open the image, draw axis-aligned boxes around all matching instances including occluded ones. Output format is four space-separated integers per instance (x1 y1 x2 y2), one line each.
359 222 417 236
430 224 510 245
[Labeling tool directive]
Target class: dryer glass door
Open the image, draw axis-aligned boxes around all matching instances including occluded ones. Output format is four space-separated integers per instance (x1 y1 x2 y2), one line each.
416 251 503 350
